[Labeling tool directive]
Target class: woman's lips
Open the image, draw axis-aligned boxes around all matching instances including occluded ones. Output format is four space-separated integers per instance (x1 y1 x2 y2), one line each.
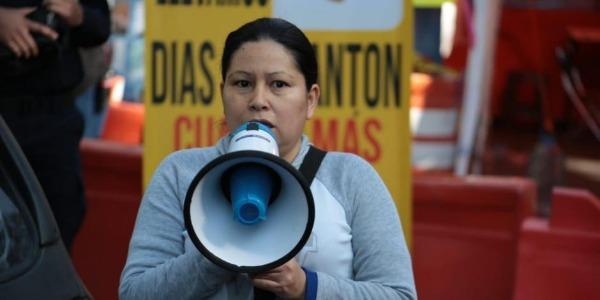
250 119 275 128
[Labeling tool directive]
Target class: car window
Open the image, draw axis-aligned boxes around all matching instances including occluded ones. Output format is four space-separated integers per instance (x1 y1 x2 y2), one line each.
0 136 38 282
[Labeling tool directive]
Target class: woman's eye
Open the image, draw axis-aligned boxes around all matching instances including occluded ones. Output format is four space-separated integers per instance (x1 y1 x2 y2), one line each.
235 80 250 88
272 80 288 89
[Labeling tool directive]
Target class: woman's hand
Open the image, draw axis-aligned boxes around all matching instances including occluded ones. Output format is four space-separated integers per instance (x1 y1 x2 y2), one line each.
0 6 58 58
45 0 83 27
251 259 306 299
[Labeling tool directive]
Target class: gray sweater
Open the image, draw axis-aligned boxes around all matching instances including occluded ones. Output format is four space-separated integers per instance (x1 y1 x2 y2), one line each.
119 136 416 299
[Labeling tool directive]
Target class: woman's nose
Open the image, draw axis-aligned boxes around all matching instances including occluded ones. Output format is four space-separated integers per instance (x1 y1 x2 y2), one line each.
248 86 270 111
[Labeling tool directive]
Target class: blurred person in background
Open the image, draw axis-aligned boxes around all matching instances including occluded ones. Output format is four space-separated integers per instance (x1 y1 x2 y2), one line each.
0 0 110 251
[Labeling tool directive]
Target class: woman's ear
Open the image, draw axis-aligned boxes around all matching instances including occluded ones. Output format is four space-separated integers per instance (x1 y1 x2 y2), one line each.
306 84 320 119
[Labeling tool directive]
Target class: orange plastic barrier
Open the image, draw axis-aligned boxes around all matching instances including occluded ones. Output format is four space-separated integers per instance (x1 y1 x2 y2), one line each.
71 138 143 300
413 175 536 300
410 73 462 172
100 101 144 146
514 187 600 300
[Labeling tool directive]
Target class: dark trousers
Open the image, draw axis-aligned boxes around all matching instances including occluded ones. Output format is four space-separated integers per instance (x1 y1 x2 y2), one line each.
1 105 85 251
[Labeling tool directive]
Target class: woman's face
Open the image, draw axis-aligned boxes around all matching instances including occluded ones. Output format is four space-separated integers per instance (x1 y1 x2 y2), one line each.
221 39 319 162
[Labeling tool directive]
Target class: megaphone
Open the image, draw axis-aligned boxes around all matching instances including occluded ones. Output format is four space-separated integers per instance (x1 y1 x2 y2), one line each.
184 121 315 273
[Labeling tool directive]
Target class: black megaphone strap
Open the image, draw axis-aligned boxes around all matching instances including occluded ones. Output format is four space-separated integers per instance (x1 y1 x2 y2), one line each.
298 146 327 186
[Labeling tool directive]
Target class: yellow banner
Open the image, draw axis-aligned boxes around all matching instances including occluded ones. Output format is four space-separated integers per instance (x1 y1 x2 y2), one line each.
144 0 413 244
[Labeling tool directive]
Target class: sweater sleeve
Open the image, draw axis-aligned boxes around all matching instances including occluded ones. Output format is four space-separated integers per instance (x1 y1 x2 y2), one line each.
70 0 110 47
119 152 235 300
316 154 417 299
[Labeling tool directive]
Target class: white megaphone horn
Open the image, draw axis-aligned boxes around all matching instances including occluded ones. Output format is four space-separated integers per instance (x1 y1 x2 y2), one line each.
184 120 315 273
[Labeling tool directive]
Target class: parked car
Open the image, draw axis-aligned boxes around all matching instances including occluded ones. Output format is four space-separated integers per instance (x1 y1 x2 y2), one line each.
0 115 91 299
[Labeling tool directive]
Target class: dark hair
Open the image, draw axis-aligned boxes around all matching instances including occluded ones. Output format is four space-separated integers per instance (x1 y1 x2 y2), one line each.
221 18 318 90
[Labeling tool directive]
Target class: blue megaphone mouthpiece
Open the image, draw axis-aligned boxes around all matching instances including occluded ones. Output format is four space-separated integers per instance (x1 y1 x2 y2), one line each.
229 163 275 225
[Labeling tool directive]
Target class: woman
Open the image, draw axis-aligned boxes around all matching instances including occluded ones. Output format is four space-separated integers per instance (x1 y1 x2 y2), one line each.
120 18 416 299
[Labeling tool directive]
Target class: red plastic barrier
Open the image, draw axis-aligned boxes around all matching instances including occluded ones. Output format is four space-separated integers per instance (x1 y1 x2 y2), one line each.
413 175 536 300
514 187 600 300
71 140 549 300
71 138 143 300
550 187 600 232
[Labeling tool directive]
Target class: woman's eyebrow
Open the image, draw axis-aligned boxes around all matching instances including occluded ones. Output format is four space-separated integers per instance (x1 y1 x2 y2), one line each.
226 71 252 80
267 71 293 77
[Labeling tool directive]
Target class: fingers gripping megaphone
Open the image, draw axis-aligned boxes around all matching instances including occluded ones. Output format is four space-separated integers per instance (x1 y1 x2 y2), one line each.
184 121 315 273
